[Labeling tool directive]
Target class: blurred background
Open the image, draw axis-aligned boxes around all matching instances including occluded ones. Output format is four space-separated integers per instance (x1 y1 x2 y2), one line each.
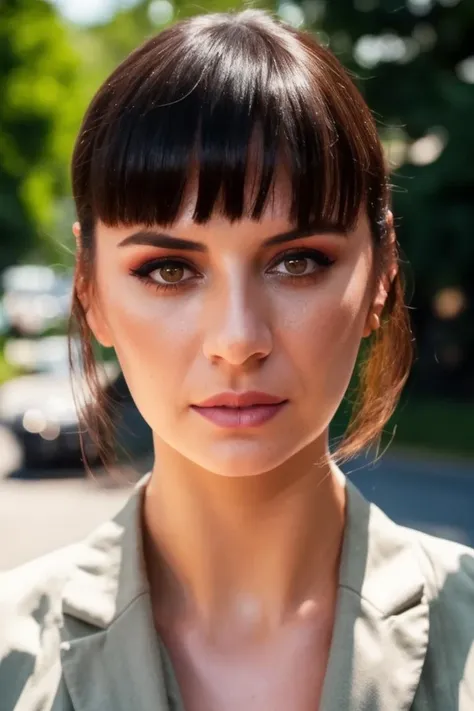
0 0 473 569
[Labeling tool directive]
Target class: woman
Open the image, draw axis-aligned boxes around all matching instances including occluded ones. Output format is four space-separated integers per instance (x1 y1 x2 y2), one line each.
0 9 473 711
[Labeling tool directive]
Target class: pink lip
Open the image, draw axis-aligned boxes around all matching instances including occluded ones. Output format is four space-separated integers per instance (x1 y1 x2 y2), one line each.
191 391 288 429
195 391 285 408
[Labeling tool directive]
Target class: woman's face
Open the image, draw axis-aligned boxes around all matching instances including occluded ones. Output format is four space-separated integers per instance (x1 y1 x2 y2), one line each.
85 187 377 477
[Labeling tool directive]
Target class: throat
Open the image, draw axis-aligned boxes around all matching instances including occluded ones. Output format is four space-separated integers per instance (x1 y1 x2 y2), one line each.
142 459 346 640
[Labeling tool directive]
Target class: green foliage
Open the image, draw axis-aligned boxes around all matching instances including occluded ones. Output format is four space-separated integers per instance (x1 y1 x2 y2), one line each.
306 0 474 282
0 0 82 268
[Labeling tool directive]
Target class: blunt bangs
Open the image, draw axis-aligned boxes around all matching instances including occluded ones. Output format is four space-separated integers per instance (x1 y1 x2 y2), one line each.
72 10 388 237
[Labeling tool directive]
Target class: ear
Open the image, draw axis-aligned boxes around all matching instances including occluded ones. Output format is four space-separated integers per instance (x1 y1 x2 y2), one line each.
73 221 114 348
363 211 398 338
72 221 81 243
85 300 114 349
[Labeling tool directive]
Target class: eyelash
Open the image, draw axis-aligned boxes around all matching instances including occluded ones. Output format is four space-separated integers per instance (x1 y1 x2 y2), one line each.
129 248 336 293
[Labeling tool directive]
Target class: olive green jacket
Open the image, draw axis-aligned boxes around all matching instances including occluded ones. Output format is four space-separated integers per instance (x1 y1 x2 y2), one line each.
1 477 473 711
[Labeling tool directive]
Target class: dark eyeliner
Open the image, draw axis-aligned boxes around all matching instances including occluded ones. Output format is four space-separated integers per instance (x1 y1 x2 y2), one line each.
129 257 200 293
129 257 193 278
268 247 336 271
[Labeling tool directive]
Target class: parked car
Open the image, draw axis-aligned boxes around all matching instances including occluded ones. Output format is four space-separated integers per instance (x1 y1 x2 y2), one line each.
0 361 152 471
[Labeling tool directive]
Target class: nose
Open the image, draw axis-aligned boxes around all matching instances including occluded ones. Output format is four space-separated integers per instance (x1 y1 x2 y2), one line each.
202 276 273 368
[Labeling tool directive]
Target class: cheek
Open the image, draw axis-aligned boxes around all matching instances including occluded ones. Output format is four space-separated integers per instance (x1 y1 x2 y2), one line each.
98 281 200 423
281 261 370 341
276 262 371 398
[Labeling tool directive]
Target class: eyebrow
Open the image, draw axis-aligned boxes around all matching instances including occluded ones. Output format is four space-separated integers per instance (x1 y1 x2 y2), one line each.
117 223 347 251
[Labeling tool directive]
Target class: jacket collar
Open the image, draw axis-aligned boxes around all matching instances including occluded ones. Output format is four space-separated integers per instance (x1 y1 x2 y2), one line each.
59 476 429 711
61 476 149 630
320 481 429 711
60 476 181 711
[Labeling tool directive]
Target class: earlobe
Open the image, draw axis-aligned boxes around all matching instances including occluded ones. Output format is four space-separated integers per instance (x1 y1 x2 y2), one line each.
363 312 380 338
75 274 114 349
85 303 114 348
72 221 81 239
386 209 394 232
363 280 391 338
363 269 397 338
73 225 113 348
363 211 398 338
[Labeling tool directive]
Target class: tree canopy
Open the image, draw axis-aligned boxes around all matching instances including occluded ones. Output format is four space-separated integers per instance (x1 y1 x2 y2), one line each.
0 0 85 268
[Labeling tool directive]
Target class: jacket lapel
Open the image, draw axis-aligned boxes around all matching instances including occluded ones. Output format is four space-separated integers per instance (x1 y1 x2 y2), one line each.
58 478 178 711
320 480 430 711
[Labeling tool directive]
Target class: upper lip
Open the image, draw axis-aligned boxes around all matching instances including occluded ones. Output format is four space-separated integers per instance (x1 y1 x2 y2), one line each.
194 391 287 408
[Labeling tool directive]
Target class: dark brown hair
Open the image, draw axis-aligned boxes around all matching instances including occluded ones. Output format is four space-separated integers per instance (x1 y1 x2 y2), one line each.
69 8 412 470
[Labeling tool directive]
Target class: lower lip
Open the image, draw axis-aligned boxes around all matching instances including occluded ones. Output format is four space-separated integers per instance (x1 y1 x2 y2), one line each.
191 402 287 428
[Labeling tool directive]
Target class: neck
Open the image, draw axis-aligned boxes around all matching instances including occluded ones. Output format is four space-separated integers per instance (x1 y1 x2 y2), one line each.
142 438 346 642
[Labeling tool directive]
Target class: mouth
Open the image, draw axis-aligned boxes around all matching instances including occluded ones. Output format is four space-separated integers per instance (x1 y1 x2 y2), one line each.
190 391 288 429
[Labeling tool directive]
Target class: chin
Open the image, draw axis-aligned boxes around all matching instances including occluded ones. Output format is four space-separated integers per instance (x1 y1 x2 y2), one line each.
187 438 300 478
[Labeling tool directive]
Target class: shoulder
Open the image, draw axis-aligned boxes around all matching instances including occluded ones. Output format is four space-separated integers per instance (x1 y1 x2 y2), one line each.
408 527 474 607
0 543 79 630
0 545 79 710
408 528 474 708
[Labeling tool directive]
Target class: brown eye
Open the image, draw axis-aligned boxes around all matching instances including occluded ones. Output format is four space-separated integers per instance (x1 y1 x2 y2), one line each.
269 249 334 278
147 261 195 285
158 265 184 283
130 258 198 289
283 257 309 275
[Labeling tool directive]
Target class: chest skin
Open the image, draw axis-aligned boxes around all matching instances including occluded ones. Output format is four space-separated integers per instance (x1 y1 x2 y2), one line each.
158 600 336 711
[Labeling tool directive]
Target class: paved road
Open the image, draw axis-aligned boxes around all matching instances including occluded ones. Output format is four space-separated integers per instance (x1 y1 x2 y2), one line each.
347 452 474 547
0 476 133 570
0 448 473 571
0 424 150 570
